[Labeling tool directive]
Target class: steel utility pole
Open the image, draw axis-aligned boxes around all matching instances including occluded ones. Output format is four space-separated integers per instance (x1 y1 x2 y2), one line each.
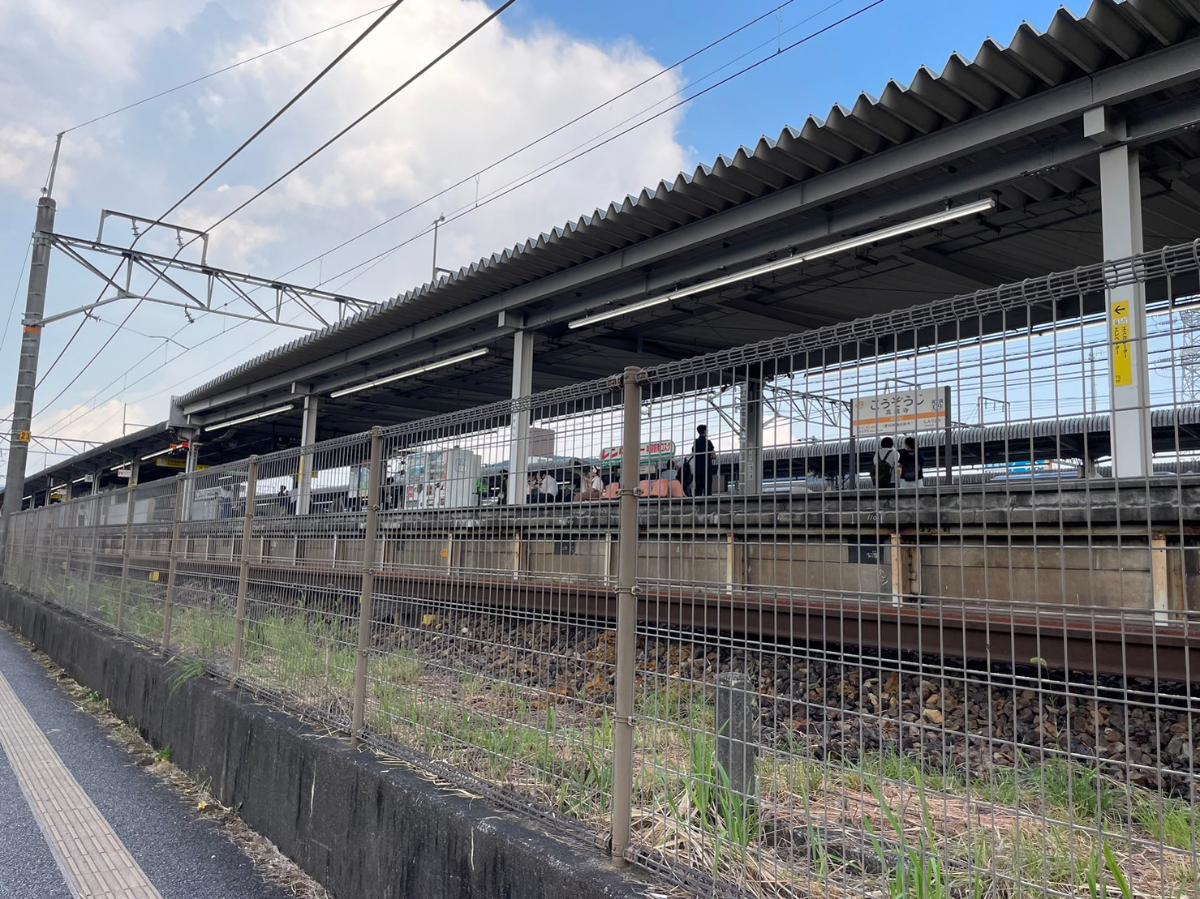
3 193 57 518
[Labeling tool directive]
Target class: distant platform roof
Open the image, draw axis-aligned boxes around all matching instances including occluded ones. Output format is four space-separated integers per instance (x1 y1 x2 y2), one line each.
1 422 174 504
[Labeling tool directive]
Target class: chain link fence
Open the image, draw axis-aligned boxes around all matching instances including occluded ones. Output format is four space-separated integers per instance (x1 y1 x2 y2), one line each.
6 241 1200 897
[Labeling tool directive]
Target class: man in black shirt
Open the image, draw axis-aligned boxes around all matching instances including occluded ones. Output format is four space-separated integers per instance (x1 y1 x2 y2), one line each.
692 425 715 496
898 436 923 485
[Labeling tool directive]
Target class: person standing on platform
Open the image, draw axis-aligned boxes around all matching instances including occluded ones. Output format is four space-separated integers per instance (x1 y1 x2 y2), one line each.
692 425 715 497
539 470 558 503
898 435 923 485
872 436 899 489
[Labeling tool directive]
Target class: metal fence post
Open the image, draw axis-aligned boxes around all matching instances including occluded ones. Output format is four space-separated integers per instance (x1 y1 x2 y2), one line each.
35 504 50 594
351 427 384 744
230 457 259 681
62 502 74 596
84 494 101 615
162 476 186 652
611 366 641 865
116 464 139 632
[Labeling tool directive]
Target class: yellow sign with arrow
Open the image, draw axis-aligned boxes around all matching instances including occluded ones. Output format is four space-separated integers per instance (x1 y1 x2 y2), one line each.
1110 298 1133 388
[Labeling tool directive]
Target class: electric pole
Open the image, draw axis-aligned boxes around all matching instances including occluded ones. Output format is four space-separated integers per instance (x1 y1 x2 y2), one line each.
3 193 57 518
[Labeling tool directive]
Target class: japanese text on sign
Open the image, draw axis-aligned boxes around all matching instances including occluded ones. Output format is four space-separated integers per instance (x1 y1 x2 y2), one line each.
1110 297 1133 388
851 387 951 437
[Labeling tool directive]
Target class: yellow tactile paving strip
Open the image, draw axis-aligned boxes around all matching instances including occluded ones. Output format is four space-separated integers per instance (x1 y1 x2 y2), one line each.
0 670 162 899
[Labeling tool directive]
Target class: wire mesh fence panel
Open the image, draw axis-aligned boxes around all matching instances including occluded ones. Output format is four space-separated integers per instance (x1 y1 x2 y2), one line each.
116 477 180 647
167 461 254 674
85 485 132 631
358 379 626 843
2 241 1200 897
622 244 1200 897
234 438 371 729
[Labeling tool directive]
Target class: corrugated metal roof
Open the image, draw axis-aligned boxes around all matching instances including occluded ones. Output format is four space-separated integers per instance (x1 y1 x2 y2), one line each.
178 0 1200 406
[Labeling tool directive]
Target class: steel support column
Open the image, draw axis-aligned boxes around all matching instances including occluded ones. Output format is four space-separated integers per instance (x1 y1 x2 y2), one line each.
739 375 764 496
1098 141 1152 478
351 427 383 744
507 330 534 505
3 196 56 526
297 394 320 515
180 435 199 520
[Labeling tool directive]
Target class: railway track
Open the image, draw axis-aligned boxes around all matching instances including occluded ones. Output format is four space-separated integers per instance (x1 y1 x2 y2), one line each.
95 549 1200 683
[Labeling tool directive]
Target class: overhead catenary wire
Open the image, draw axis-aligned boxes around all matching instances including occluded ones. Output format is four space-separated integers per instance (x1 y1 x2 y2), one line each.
41 0 877 437
321 0 886 288
45 0 811 435
263 0 815 284
0 239 32 358
309 0 867 291
36 0 517 418
34 0 411 412
60 3 395 134
201 0 520 237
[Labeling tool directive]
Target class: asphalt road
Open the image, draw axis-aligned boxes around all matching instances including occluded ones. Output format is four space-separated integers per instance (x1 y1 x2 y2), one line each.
0 627 296 899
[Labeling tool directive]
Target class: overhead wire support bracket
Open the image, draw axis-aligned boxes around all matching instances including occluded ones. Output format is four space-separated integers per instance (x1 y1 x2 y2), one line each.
97 210 211 265
38 231 378 331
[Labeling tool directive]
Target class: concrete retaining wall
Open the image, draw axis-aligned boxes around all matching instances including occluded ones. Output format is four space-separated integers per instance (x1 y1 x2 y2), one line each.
0 586 646 899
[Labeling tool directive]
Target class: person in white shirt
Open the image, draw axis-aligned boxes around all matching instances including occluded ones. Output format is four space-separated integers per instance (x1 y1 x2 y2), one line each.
539 472 558 501
587 468 603 496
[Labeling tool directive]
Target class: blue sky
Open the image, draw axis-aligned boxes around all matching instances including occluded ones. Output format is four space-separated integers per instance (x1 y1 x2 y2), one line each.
0 0 1090 474
526 0 1083 160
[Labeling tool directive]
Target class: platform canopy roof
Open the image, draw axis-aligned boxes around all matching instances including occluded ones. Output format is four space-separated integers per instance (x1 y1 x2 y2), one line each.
14 0 1200 500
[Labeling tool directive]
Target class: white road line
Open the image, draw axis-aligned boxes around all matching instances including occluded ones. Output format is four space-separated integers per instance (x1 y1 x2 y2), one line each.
0 670 162 899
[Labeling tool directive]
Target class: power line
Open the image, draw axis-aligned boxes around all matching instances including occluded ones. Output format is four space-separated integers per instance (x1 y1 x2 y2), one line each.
42 0 866 437
44 0 819 432
150 1 883 404
202 0 520 236
42 0 820 432
61 3 395 134
0 238 32 358
36 0 512 416
44 305 311 441
325 0 852 290
34 0 409 415
323 0 886 287
267 0 811 285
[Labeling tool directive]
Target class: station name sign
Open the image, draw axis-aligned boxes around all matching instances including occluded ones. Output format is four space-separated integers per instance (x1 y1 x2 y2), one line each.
851 387 951 438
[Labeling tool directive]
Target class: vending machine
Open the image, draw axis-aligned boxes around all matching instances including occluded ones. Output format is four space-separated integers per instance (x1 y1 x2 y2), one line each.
402 448 483 509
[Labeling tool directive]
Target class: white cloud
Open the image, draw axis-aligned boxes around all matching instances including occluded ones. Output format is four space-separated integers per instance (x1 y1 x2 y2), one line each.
0 1 208 202
0 0 206 82
200 0 690 294
0 124 49 194
0 0 692 441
